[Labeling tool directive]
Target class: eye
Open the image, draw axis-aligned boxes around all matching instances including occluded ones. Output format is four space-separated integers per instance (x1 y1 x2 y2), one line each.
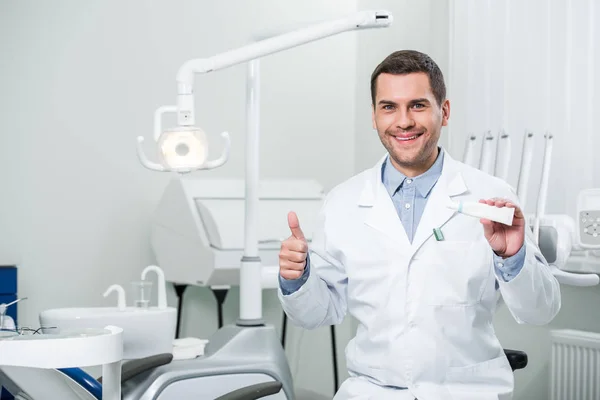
382 105 395 110
412 103 425 109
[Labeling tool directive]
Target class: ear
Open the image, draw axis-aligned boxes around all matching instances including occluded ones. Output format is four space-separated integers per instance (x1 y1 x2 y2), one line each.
441 99 450 127
371 106 376 130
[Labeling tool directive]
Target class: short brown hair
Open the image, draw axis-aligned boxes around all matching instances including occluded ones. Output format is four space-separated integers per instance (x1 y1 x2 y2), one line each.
370 50 446 107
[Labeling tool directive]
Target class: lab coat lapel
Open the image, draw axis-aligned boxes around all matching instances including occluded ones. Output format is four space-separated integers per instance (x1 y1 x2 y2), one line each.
410 152 469 253
360 156 411 248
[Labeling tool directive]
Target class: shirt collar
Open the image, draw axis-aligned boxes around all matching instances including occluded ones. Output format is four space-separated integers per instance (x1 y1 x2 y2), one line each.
381 147 445 198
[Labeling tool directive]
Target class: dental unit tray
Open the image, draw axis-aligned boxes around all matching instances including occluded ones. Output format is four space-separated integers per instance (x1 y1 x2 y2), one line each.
0 326 124 400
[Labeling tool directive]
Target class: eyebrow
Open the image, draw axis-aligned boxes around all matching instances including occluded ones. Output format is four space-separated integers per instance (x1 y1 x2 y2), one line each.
377 98 431 106
408 98 431 105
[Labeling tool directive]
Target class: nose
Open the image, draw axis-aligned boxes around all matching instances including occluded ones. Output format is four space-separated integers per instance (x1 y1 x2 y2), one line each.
395 109 415 131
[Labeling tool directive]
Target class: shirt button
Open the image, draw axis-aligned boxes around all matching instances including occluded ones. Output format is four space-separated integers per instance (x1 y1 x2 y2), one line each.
497 262 504 268
405 203 411 209
406 179 413 184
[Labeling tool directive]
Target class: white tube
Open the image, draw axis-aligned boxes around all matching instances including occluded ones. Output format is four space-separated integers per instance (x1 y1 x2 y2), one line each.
496 132 511 181
516 131 534 209
448 201 515 226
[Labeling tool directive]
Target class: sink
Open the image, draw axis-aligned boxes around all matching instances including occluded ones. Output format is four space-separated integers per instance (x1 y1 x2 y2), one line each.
39 306 177 359
39 265 177 360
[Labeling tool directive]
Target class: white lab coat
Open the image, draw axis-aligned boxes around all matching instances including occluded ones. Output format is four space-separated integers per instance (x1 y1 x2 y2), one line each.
278 149 561 400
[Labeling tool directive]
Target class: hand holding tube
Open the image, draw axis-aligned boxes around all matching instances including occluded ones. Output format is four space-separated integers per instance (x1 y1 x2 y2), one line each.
478 198 525 258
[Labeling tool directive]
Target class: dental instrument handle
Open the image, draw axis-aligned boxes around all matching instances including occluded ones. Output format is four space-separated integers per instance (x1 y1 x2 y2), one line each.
496 131 511 181
201 131 231 170
448 201 515 226
136 136 167 172
479 131 495 175
534 133 553 244
516 131 534 210
141 265 167 309
463 135 477 167
3 297 27 308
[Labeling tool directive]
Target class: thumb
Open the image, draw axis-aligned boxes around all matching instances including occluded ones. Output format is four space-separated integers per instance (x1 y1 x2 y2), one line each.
287 211 305 240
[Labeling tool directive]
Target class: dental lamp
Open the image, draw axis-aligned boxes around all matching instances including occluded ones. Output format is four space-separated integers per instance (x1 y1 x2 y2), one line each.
137 10 392 174
137 10 393 325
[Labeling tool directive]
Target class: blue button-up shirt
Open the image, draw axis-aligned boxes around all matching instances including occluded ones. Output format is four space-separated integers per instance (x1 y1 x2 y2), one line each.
280 149 525 295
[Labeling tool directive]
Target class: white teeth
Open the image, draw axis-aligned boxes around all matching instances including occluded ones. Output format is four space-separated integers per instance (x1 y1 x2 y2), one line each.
396 135 418 141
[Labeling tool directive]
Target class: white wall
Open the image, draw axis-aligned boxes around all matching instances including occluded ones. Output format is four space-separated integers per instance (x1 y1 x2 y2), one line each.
354 0 450 173
0 0 359 396
448 0 600 399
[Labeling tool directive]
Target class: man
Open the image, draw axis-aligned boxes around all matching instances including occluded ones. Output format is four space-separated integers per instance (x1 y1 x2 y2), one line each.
277 50 560 399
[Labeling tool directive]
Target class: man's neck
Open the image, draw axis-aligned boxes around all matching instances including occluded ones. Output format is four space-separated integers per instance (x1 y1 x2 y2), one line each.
390 147 439 178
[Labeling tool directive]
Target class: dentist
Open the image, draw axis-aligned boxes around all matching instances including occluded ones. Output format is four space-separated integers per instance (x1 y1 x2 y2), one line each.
277 50 560 400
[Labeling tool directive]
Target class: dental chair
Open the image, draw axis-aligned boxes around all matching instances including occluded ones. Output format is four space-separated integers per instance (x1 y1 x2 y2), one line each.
0 355 284 400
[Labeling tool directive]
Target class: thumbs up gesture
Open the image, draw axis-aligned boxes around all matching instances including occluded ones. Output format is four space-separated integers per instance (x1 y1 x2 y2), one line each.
279 211 308 280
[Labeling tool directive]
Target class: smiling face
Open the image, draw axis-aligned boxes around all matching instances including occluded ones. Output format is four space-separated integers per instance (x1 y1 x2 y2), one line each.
372 72 450 177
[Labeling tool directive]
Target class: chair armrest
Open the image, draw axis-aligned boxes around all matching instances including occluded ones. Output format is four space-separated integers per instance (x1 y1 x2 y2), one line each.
504 349 528 371
214 381 283 400
98 353 173 384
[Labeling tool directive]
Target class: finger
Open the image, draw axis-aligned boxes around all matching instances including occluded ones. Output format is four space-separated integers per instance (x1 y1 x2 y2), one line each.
505 202 524 218
480 198 495 206
280 259 306 271
480 218 495 237
493 198 508 208
284 238 308 253
280 269 304 280
280 249 307 263
288 211 306 241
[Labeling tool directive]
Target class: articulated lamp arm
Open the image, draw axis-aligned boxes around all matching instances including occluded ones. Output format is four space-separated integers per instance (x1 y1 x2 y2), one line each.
136 10 392 173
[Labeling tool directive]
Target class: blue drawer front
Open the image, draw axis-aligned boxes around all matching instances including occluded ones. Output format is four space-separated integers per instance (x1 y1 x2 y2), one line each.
0 267 17 294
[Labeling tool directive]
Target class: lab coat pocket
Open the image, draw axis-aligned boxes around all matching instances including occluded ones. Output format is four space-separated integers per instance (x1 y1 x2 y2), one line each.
445 355 514 399
421 240 490 306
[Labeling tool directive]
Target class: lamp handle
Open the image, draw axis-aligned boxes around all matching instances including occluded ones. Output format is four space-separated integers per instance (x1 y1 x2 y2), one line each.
198 131 231 170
